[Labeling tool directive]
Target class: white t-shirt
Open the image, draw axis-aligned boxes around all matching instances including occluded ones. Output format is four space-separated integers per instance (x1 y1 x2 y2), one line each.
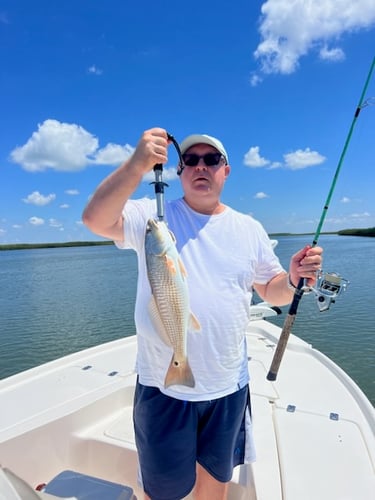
116 197 284 401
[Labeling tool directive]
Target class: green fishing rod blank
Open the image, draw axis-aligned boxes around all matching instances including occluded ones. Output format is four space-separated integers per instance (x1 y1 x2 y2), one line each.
267 55 375 382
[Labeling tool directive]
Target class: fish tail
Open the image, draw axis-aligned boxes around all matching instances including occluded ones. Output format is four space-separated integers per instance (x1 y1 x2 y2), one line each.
164 356 195 388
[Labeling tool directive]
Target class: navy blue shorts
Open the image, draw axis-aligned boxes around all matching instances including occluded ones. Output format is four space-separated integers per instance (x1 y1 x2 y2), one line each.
133 381 250 500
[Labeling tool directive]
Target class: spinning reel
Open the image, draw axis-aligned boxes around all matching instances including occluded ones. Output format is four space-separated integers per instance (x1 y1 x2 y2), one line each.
309 271 349 312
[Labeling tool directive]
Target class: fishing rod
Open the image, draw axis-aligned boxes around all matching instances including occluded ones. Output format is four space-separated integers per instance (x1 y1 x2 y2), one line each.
267 56 375 382
151 133 183 220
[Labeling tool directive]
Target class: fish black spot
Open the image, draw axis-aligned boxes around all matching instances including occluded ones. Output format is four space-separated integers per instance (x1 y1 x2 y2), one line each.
174 361 179 367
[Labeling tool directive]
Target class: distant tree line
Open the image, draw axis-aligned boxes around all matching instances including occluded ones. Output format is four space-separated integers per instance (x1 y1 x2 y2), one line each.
337 227 375 237
0 241 114 251
1 228 374 251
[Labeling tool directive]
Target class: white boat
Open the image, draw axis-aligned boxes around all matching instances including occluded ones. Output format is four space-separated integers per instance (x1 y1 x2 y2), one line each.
0 305 374 499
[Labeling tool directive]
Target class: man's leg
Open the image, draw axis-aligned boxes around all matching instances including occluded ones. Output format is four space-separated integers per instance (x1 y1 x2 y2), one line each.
143 464 228 500
193 464 228 500
193 386 249 500
134 381 197 499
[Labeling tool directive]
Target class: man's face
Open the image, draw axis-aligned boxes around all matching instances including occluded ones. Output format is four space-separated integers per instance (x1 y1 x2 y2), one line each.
179 143 230 205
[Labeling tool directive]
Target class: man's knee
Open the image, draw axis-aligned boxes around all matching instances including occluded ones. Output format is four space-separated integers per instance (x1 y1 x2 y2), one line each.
193 464 228 500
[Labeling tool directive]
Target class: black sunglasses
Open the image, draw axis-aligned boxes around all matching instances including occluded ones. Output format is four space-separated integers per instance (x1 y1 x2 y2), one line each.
181 152 224 167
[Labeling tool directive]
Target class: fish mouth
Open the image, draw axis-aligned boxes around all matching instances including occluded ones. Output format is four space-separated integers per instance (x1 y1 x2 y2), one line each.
146 218 159 234
147 218 158 228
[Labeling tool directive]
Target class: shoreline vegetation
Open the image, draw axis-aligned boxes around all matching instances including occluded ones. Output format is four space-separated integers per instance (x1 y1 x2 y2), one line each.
0 228 374 251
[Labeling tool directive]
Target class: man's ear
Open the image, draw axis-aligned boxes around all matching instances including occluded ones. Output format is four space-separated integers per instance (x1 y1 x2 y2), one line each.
224 164 231 179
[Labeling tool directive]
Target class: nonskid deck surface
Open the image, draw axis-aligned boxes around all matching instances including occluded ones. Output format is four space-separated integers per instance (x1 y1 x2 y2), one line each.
247 325 375 499
0 322 374 499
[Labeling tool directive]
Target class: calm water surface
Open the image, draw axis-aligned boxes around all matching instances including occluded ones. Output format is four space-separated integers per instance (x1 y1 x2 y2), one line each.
0 235 374 404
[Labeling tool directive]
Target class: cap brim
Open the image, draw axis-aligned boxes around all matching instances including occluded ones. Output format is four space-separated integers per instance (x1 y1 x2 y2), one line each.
179 134 228 162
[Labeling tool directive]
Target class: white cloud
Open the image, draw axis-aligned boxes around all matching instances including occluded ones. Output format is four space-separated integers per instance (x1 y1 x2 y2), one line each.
143 167 179 183
60 204 70 209
250 74 263 87
11 120 98 172
254 192 269 199
319 46 345 62
253 0 375 77
65 189 79 195
22 191 56 206
242 145 325 170
10 119 135 172
49 218 63 228
244 146 270 168
325 211 371 227
341 196 351 203
350 211 370 218
283 148 326 170
88 65 103 75
95 143 135 165
268 161 282 170
29 216 44 226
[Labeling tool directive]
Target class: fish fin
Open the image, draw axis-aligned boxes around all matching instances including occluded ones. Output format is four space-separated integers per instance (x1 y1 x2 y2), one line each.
164 356 195 388
148 296 172 347
189 313 201 332
165 255 177 275
177 257 188 278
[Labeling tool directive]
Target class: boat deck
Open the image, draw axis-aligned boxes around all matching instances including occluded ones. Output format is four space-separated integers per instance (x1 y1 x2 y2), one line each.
0 321 374 499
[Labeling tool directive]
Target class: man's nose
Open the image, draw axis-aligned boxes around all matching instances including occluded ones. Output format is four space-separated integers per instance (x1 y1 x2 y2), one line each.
195 159 207 169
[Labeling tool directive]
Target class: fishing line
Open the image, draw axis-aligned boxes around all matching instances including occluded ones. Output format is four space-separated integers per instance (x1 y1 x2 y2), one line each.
267 55 375 381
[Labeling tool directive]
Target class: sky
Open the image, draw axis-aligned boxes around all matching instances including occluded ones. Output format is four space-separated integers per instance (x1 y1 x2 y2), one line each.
1 0 375 244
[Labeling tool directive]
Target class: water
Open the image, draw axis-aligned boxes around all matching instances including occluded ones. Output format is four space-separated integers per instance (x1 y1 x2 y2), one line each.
267 235 375 406
0 235 374 405
0 245 137 374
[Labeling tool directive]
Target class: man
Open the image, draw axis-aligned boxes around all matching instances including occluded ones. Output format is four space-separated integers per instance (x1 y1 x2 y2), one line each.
82 127 323 500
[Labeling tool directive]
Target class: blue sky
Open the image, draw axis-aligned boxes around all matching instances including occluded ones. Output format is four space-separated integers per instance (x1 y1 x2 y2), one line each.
1 0 375 244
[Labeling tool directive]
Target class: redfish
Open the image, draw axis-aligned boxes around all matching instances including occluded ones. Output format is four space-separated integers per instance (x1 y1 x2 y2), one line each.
145 218 200 388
